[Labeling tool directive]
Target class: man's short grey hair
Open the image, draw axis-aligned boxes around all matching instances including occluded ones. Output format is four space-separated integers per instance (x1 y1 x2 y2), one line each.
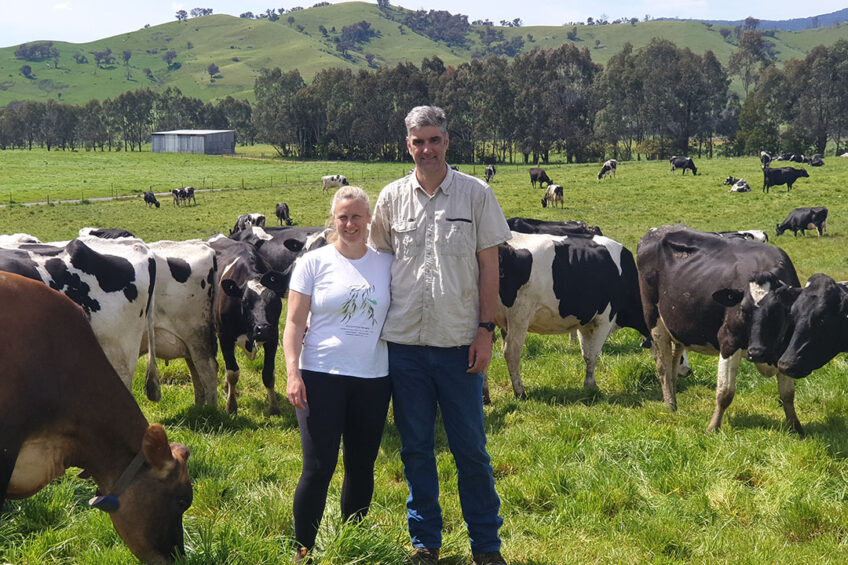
405 106 448 137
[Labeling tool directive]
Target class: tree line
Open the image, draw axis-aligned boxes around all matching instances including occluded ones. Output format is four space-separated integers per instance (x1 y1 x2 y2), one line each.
1 38 846 161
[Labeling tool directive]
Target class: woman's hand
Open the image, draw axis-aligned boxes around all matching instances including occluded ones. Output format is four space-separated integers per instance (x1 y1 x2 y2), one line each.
286 368 308 409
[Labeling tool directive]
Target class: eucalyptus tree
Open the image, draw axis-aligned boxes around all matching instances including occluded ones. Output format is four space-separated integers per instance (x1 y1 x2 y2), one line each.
252 68 306 156
216 96 254 145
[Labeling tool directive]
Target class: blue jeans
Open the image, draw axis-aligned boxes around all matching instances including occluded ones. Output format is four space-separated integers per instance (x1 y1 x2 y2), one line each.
388 342 503 554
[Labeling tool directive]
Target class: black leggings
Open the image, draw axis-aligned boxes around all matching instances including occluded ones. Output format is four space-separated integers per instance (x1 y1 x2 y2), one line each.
293 370 392 549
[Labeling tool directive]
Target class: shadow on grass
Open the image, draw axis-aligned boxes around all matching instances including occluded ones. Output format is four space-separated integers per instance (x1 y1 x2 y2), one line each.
803 414 848 459
160 400 299 432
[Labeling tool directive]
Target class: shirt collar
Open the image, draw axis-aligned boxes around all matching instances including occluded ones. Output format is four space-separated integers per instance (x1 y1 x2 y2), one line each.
411 164 454 196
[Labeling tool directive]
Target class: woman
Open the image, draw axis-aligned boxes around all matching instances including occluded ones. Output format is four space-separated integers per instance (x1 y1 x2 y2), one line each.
283 185 393 562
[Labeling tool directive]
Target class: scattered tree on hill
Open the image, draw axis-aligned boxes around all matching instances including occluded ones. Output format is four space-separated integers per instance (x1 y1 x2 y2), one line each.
175 10 188 22
123 50 132 79
190 8 213 17
162 50 178 70
240 12 255 18
743 17 759 31
15 42 59 62
19 65 32 78
729 30 771 96
566 27 578 40
89 48 116 69
377 0 390 8
208 63 220 81
73 53 88 64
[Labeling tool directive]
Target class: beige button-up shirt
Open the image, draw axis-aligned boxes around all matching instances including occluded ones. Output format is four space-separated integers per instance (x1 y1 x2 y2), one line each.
369 167 511 347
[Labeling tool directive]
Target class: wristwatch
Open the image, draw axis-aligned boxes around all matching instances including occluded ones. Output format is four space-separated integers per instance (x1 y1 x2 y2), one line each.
478 321 496 332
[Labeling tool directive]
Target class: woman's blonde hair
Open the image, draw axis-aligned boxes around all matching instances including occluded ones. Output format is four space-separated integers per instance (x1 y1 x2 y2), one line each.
327 186 371 243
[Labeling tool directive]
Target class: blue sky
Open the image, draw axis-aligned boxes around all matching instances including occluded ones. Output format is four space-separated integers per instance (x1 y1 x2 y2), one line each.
1 0 844 48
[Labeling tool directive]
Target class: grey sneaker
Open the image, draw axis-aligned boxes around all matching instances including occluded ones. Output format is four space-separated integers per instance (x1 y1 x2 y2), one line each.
472 551 507 565
411 547 440 564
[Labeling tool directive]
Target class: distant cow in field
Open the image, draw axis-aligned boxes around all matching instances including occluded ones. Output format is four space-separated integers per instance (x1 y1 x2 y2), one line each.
598 159 617 180
275 202 293 226
506 217 603 237
760 151 772 166
172 188 185 206
670 156 697 175
541 184 564 208
529 167 552 189
485 164 496 183
183 186 196 205
789 154 806 163
776 206 828 237
79 227 135 239
144 190 160 208
230 213 266 235
716 229 769 243
321 174 348 193
723 176 740 186
727 178 751 192
809 154 825 167
762 166 809 193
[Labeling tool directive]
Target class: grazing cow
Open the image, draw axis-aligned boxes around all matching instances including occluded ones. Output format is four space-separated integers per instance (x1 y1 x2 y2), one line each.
507 217 603 237
0 237 161 401
207 236 288 415
529 167 552 189
0 272 192 565
144 190 160 208
776 206 828 237
541 184 564 208
760 151 772 166
171 188 185 206
485 164 496 183
0 233 40 246
141 240 220 407
79 227 136 239
670 156 697 175
275 202 293 226
637 225 803 433
230 213 266 235
182 186 196 206
762 166 809 193
728 179 751 193
488 231 649 402
809 153 825 167
229 226 330 276
598 159 617 180
789 154 806 163
321 174 349 193
716 230 769 243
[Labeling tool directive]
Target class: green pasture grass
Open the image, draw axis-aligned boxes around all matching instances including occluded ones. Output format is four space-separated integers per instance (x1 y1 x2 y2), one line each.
2 152 848 564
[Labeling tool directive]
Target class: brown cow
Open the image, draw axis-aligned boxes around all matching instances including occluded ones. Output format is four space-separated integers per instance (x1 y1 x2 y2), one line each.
0 272 192 564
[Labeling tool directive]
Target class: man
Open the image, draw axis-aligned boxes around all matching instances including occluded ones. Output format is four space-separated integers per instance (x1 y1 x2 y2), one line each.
370 106 510 565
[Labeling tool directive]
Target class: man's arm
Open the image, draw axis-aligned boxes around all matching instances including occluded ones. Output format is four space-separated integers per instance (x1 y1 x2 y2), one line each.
467 244 499 373
368 192 394 253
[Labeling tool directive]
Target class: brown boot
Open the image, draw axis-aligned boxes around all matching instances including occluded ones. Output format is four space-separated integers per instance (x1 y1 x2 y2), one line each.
472 551 507 565
294 546 310 564
411 547 439 564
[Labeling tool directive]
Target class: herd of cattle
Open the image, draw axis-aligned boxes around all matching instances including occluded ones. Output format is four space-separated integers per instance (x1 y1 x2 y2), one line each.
2 155 846 562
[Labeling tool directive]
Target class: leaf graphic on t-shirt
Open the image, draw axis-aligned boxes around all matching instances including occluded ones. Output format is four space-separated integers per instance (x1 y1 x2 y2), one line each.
340 285 377 326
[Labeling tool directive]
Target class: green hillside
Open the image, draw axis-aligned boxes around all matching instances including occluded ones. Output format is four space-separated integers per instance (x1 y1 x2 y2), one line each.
2 2 847 107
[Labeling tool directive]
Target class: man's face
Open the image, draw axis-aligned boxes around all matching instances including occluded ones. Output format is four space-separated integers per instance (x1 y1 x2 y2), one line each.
407 126 449 177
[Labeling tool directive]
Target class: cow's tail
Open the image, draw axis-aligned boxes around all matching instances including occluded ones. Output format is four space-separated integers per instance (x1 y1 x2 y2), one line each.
144 257 161 402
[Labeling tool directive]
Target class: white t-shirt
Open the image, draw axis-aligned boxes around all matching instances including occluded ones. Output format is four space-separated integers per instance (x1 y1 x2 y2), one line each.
289 245 392 378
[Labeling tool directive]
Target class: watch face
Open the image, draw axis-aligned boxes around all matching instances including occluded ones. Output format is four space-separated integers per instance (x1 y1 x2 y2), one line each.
479 322 495 331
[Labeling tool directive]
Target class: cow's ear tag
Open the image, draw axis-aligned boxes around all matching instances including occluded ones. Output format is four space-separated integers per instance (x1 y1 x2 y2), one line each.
89 495 120 513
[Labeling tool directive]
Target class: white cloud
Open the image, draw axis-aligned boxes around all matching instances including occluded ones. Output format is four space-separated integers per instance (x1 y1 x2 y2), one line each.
52 2 72 12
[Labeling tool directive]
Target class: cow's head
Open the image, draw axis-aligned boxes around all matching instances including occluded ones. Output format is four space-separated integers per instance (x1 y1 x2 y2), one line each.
776 223 787 237
777 274 848 379
799 168 810 178
221 271 287 344
712 272 800 365
689 162 698 175
540 197 548 208
91 424 192 565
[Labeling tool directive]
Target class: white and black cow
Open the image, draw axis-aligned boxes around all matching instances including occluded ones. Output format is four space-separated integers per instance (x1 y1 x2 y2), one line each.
207 235 289 415
670 156 697 175
0 237 161 401
485 164 496 183
321 174 349 193
716 229 769 243
529 167 552 189
809 153 825 167
275 202 293 226
541 184 564 208
228 226 330 279
172 188 185 206
598 159 617 180
762 166 809 193
760 151 772 166
79 227 136 239
637 225 803 434
489 231 650 402
506 217 603 237
776 206 827 237
183 186 196 206
144 190 160 208
0 233 41 246
726 178 751 192
230 213 266 235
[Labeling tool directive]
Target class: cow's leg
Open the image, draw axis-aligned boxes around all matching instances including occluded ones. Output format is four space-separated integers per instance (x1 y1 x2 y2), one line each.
221 338 240 414
185 351 219 407
707 349 742 432
482 369 491 405
777 373 804 436
262 341 280 415
502 319 530 399
577 321 612 390
650 321 682 411
678 350 692 377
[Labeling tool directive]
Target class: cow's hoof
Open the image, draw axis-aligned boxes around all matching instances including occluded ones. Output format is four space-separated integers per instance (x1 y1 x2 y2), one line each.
145 382 161 402
514 391 527 400
226 401 238 415
268 405 281 416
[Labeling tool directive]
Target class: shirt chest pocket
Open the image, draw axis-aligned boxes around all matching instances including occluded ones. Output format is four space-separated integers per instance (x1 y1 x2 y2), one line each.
391 220 421 259
440 217 474 256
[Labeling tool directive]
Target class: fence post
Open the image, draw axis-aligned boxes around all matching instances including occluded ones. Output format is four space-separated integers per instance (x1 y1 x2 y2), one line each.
241 178 245 190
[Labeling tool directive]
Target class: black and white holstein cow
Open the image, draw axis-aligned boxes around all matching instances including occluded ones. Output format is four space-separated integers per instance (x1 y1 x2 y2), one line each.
776 206 828 237
144 190 161 208
485 164 496 183
598 159 617 180
507 217 603 237
229 226 330 277
762 166 809 193
79 227 136 239
489 231 650 403
529 167 553 189
760 151 772 166
275 202 293 226
207 235 288 414
0 236 161 401
637 225 804 434
670 156 697 175
723 177 751 192
321 174 349 193
230 213 266 235
0 272 192 565
809 153 825 167
541 184 564 208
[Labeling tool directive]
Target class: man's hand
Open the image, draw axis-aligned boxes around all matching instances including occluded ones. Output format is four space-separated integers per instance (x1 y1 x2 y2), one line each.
467 328 494 373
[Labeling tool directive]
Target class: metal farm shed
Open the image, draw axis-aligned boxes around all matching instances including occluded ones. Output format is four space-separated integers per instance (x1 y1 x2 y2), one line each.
151 129 235 155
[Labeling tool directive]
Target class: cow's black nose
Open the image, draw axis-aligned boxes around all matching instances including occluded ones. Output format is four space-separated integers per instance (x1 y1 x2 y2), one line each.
252 324 273 342
747 346 766 362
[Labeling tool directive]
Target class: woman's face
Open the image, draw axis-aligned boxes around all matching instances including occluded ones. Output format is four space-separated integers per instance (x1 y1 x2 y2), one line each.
333 197 370 248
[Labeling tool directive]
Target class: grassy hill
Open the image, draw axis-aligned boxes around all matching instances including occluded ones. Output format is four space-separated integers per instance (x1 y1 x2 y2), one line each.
2 2 848 107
